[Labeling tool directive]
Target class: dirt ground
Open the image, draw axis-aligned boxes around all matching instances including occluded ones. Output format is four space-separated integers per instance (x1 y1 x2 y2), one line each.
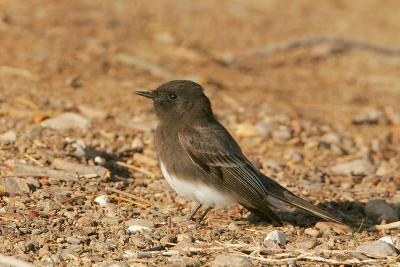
1 0 400 266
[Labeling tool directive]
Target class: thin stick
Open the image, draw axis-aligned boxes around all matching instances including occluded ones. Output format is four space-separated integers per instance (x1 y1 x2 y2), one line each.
105 187 151 206
24 154 44 167
224 36 400 64
369 221 400 231
115 161 155 177
14 97 39 110
107 194 149 208
0 65 38 80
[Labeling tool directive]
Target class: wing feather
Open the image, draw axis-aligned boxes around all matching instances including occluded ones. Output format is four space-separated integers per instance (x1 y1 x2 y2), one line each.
178 124 344 226
178 126 283 225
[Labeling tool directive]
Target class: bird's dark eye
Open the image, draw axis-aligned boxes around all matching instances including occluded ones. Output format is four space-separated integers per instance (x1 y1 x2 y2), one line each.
168 93 177 100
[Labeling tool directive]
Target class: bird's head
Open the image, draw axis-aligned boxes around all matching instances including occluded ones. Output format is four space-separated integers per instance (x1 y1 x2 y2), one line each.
136 80 213 124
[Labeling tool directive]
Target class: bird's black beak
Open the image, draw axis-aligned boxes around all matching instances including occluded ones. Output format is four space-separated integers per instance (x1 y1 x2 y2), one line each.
136 90 156 99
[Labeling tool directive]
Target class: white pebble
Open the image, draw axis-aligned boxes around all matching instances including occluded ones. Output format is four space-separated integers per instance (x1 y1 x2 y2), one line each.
265 230 286 245
94 195 110 206
379 236 400 247
94 156 106 166
127 225 151 233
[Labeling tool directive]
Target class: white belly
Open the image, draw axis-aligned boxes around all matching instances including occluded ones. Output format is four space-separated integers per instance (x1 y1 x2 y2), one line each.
160 161 235 208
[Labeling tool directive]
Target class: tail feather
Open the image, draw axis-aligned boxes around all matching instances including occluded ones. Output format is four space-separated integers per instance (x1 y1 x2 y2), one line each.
243 204 283 226
262 175 344 225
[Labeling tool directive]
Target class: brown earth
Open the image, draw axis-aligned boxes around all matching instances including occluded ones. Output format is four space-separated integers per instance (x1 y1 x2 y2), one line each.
0 1 400 266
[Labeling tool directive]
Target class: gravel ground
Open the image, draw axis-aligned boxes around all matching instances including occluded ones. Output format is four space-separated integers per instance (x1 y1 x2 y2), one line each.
0 1 400 266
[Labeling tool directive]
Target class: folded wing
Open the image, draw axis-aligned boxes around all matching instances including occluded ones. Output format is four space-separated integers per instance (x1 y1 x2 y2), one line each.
178 123 343 225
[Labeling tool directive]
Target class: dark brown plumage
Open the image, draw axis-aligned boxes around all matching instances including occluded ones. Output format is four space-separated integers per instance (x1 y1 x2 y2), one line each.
136 80 343 225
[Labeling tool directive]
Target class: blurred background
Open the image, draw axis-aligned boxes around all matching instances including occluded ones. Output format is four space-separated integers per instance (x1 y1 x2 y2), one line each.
0 1 400 265
1 0 400 121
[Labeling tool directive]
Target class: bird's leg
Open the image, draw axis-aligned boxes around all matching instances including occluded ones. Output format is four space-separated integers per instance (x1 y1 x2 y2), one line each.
197 207 212 224
188 203 202 221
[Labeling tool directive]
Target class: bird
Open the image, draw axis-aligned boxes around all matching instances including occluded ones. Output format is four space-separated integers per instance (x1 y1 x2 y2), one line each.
136 80 343 226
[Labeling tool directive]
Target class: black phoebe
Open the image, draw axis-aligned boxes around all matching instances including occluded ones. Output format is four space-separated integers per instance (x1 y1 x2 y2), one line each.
136 80 342 226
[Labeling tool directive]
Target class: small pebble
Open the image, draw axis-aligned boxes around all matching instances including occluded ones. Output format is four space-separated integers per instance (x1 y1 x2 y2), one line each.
26 177 41 189
94 156 106 166
264 230 286 245
212 254 253 267
127 225 151 234
168 255 201 267
25 241 36 252
356 240 398 256
94 195 110 206
0 178 30 194
379 236 400 247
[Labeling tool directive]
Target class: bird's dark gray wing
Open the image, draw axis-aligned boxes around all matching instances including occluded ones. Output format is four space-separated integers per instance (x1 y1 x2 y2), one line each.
178 124 283 225
178 123 343 225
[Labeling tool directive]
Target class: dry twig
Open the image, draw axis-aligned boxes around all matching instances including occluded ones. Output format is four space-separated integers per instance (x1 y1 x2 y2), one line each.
0 65 38 80
105 187 151 207
24 154 44 167
115 161 155 177
369 221 400 231
107 194 149 208
223 36 400 64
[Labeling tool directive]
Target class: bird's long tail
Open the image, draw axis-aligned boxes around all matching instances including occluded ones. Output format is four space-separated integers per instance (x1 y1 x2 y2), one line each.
262 174 344 225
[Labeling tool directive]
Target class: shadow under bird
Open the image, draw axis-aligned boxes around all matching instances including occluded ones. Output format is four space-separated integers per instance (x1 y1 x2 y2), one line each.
136 80 343 226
